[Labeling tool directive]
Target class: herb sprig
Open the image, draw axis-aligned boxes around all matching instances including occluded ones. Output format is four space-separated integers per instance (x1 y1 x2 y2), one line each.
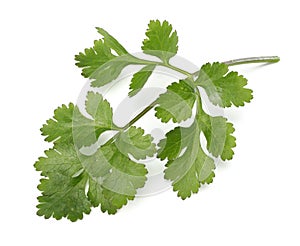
35 20 279 221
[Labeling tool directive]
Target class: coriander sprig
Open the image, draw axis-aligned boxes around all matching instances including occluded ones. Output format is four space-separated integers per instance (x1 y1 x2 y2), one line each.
35 19 279 221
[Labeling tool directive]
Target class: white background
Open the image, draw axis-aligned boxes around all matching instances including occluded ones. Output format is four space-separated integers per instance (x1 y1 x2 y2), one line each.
1 0 299 245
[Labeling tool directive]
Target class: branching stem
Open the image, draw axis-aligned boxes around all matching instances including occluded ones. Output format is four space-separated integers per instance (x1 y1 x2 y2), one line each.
108 56 279 143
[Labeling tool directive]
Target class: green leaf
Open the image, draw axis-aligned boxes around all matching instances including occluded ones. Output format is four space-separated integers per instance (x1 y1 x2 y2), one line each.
75 28 146 87
35 138 148 220
115 126 156 159
87 176 134 214
36 90 155 220
129 64 156 97
75 39 116 78
85 91 113 125
37 173 91 222
41 103 105 147
87 178 103 207
81 142 148 212
101 189 134 214
90 55 139 87
75 28 131 85
82 144 147 197
158 121 215 199
35 144 82 177
82 135 148 210
196 62 253 107
198 112 236 161
40 103 74 145
96 27 128 56
157 126 182 161
155 80 196 123
142 20 178 62
35 144 91 221
41 92 114 148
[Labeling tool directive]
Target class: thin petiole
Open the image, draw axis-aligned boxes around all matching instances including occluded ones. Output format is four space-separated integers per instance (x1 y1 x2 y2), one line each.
223 56 280 66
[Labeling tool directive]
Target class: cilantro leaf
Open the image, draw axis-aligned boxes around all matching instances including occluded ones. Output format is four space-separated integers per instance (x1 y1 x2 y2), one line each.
83 143 147 212
40 103 74 144
41 92 115 148
87 179 133 214
155 80 196 123
41 103 105 147
129 64 156 97
142 20 178 62
85 91 113 125
101 189 134 214
37 172 91 222
157 127 182 161
75 28 143 88
198 112 236 161
196 62 253 107
158 121 215 199
93 144 147 196
87 178 104 207
75 39 116 78
35 144 83 177
36 91 156 220
35 135 148 220
35 144 91 221
75 27 129 78
115 126 156 159
90 55 140 87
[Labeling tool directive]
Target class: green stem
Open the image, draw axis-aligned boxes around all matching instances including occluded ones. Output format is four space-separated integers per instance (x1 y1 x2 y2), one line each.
135 55 280 79
121 100 158 130
104 100 158 146
130 55 193 77
163 62 193 78
223 56 280 66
